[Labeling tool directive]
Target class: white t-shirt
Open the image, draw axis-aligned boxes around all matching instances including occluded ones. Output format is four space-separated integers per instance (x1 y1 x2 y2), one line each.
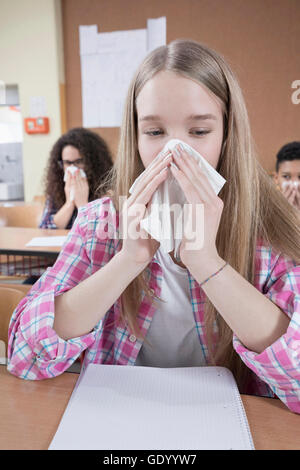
135 246 206 368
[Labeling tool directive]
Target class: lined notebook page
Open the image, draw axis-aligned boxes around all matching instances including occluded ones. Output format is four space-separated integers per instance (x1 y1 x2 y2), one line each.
49 365 254 450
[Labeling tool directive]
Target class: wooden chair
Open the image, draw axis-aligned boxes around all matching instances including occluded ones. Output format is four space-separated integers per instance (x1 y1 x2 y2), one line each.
0 204 44 228
0 283 32 294
0 274 28 282
0 287 25 363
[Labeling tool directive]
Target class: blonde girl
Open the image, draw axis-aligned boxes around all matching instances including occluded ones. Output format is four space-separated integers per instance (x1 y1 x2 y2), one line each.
8 40 300 414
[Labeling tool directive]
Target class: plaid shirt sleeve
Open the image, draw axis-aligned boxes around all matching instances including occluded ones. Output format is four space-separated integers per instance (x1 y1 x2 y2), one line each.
233 245 300 413
38 198 58 229
7 199 114 380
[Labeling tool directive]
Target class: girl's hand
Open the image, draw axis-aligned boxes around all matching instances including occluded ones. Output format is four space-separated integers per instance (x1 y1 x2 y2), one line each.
73 169 90 209
169 143 224 274
64 171 75 207
120 151 172 266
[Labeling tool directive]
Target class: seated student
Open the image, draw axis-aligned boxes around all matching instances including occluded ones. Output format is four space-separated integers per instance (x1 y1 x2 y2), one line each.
7 40 300 415
274 141 300 212
39 127 113 229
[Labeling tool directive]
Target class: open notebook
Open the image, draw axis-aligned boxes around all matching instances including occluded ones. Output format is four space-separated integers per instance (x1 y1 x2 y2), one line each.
49 364 254 450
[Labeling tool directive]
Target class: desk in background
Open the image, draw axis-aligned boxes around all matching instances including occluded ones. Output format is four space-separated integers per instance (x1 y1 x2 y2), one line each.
0 227 69 277
0 366 299 450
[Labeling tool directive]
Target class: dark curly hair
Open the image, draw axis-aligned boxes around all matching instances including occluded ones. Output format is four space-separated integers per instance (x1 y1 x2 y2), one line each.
276 141 300 172
43 127 113 209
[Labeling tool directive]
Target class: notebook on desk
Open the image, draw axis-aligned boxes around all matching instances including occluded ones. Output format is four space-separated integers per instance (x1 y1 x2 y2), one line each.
49 364 254 450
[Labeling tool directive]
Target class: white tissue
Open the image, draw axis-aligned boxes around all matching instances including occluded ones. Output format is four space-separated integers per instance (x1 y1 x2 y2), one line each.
282 181 299 190
128 139 226 258
63 165 86 202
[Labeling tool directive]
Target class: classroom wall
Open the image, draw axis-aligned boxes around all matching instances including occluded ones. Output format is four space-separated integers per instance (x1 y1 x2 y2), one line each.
62 0 300 175
0 0 65 202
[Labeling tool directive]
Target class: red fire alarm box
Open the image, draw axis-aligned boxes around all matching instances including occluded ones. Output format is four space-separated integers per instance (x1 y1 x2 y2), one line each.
24 117 49 134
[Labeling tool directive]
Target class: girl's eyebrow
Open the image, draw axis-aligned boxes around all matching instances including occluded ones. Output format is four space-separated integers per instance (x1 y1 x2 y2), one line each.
138 114 164 122
187 113 217 121
138 113 217 122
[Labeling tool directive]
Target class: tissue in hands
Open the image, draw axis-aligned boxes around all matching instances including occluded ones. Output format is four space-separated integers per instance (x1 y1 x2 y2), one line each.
63 165 86 181
63 165 87 202
128 139 226 258
282 181 299 190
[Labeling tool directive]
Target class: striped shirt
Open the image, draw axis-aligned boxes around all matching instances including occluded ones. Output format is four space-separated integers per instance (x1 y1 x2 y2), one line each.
7 196 300 414
39 197 77 229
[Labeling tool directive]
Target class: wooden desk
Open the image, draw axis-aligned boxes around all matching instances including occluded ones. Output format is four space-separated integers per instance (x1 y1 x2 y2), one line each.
1 367 299 450
0 227 69 277
0 227 69 259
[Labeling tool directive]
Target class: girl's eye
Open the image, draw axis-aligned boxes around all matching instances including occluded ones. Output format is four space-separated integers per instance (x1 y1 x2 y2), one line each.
144 129 211 137
145 129 163 136
190 129 210 136
283 175 290 179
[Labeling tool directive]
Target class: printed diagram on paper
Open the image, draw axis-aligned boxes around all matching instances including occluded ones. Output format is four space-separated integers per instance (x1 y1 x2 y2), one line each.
79 17 166 128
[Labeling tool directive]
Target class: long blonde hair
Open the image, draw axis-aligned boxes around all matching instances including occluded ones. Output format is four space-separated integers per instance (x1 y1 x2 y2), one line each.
98 39 300 389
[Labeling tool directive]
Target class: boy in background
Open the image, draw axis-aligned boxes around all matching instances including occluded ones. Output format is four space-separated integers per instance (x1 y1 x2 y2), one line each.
274 141 300 212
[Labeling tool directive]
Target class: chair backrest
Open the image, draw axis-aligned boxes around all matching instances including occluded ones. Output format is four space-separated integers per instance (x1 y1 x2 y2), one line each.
0 287 25 359
0 204 44 228
0 283 32 295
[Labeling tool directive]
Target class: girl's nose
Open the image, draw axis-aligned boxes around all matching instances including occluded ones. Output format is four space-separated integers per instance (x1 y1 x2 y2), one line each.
169 134 188 144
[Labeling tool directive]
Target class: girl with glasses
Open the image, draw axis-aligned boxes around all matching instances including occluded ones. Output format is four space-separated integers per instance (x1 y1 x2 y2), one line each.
39 127 113 229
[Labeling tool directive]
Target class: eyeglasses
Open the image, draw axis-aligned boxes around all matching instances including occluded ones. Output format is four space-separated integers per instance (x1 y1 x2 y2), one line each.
58 158 85 169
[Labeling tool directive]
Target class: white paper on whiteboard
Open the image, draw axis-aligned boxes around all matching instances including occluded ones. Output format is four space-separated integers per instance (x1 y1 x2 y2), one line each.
81 28 147 128
79 25 98 55
147 16 167 51
79 18 167 128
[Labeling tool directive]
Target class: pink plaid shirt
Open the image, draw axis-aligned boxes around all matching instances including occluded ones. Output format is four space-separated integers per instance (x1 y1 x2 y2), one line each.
7 197 300 413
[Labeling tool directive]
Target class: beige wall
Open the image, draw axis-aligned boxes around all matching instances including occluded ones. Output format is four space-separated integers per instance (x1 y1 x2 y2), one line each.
0 0 65 202
62 0 300 175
